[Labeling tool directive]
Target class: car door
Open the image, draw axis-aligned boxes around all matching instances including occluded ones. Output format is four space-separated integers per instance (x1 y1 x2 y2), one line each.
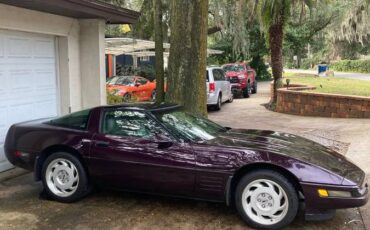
213 69 229 102
219 69 231 100
89 109 196 196
135 77 151 100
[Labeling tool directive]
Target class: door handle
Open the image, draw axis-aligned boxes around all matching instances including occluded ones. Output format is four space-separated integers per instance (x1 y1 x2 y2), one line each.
95 141 110 147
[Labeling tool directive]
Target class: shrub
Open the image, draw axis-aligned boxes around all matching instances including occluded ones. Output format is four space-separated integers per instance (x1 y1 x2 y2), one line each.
107 89 123 105
250 56 272 81
135 65 156 81
331 60 370 73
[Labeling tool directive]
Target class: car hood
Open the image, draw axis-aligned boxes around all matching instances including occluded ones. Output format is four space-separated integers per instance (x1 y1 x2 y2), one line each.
207 129 364 185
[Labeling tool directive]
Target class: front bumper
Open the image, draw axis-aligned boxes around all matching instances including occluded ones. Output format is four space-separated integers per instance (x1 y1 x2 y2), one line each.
301 181 369 210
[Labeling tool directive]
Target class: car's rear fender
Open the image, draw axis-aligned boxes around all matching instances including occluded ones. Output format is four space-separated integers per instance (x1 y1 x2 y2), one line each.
34 144 90 181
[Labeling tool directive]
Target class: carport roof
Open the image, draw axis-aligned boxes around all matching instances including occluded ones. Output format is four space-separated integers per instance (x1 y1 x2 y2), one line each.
0 0 140 24
105 37 224 56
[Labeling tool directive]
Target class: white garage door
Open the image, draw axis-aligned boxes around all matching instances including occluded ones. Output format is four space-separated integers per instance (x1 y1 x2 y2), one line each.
0 30 58 172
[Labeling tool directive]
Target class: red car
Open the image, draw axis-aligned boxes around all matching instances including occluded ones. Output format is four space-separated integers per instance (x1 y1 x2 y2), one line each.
222 63 257 98
107 76 157 102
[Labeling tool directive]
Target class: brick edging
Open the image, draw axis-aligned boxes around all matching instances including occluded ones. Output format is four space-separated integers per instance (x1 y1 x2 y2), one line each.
271 82 370 118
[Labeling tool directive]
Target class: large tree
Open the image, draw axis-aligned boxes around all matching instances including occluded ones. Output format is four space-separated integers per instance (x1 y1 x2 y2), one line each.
153 0 165 104
166 0 209 116
255 0 313 103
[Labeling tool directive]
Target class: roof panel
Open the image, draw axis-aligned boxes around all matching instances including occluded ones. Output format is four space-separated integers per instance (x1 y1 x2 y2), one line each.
0 0 140 24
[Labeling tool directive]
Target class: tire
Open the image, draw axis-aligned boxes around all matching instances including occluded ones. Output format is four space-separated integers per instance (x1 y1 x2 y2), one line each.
252 81 257 94
243 83 251 98
227 94 234 103
41 152 91 203
123 93 131 102
215 94 222 111
235 170 299 229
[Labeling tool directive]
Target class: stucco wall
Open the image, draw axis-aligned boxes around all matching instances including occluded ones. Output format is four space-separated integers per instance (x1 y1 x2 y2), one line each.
0 4 106 114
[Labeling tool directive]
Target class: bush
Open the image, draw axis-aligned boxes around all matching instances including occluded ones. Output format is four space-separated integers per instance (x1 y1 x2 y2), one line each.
331 60 370 73
107 89 123 105
135 65 156 81
250 56 272 81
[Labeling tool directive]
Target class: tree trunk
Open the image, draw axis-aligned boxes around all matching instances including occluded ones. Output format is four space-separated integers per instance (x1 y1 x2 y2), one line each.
269 23 284 103
154 0 165 104
167 0 208 116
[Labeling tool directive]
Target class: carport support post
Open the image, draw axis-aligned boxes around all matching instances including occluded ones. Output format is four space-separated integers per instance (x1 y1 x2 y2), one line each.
79 19 107 108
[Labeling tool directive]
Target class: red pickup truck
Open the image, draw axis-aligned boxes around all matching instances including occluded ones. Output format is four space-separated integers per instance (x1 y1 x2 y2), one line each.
222 63 257 98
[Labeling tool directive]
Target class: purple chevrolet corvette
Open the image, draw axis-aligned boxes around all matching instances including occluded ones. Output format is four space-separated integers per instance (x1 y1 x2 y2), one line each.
4 104 369 229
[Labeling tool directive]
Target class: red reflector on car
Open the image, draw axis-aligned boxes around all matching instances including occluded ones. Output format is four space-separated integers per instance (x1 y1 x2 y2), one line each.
209 83 215 93
14 151 22 157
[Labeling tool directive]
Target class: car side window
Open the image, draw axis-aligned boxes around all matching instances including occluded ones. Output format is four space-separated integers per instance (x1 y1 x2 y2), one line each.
137 78 148 85
102 110 167 139
212 69 223 81
218 69 227 81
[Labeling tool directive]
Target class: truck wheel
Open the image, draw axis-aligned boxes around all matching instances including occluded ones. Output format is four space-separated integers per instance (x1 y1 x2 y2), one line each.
243 83 251 98
252 81 257 94
41 152 91 203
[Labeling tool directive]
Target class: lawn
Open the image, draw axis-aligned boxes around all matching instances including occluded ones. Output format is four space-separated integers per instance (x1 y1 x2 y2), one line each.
283 73 370 97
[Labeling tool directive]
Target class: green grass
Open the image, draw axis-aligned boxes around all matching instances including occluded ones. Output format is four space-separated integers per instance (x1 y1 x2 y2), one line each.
283 73 370 97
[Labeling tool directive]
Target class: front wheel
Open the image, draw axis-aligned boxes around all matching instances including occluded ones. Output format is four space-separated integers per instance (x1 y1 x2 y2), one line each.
235 170 299 229
252 81 257 94
41 152 91 203
243 83 251 98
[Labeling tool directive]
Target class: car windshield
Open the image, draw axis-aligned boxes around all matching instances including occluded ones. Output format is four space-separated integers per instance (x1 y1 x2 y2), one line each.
107 76 119 84
223 65 244 73
114 76 135 85
155 110 227 142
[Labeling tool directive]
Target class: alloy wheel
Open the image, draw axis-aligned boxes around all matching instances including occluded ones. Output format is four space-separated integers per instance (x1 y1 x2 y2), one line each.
45 158 79 197
241 179 289 226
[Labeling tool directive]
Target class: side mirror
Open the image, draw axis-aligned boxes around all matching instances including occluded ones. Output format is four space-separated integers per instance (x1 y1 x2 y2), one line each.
135 82 141 87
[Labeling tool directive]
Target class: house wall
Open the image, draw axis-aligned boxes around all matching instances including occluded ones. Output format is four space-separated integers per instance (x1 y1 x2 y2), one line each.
0 4 106 114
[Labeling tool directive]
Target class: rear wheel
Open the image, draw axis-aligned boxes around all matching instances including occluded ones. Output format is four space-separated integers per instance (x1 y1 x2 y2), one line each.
123 93 131 102
215 94 222 110
227 94 234 103
41 152 91 203
252 81 257 94
235 170 299 229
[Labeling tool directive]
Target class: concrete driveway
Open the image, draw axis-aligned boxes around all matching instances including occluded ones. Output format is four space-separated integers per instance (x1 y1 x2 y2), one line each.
1 82 369 230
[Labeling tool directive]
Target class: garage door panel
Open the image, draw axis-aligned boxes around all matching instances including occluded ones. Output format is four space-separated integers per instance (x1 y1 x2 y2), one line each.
8 103 35 124
35 70 56 87
34 101 57 118
33 40 55 58
10 70 34 90
0 71 7 102
0 29 58 172
0 36 3 58
7 37 33 58
0 107 7 143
